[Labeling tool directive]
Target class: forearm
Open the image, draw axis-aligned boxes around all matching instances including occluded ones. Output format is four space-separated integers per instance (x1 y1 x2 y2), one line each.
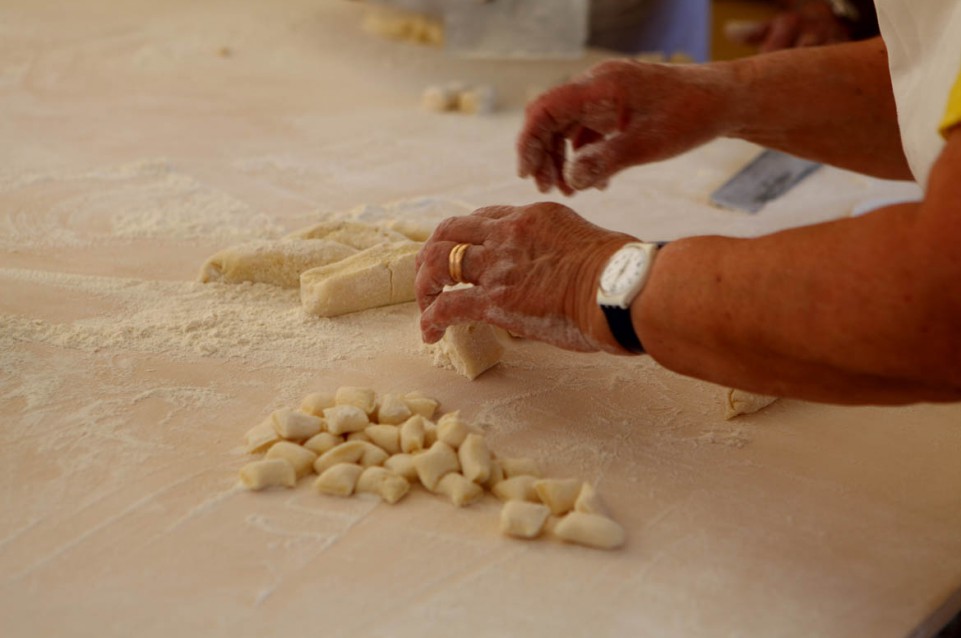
632 135 961 404
719 37 911 179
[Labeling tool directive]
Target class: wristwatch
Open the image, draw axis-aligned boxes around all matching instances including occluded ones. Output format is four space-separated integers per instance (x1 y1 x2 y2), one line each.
596 241 662 354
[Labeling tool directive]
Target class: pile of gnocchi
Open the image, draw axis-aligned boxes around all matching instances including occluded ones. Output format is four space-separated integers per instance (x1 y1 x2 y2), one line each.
239 387 625 550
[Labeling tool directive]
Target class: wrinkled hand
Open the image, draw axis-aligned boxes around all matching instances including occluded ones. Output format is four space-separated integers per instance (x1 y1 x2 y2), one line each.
415 202 636 353
728 2 852 53
517 60 734 195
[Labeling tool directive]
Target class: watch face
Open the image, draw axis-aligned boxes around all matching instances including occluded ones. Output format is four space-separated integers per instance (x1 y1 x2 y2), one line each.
600 245 649 295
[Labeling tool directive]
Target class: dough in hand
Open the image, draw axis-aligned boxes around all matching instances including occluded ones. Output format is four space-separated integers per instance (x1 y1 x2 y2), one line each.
428 323 505 380
724 389 778 419
198 239 357 288
300 241 420 317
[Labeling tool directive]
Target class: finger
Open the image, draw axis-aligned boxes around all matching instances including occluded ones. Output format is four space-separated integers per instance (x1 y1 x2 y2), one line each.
572 125 604 151
428 213 499 246
419 286 493 343
795 31 822 47
760 14 800 52
564 134 640 191
414 241 459 312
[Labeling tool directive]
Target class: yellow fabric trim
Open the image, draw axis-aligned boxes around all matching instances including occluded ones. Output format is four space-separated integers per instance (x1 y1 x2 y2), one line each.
939 68 961 138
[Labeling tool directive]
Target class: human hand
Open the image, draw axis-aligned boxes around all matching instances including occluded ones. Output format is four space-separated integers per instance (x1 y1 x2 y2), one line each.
726 2 852 53
414 202 637 353
517 60 736 195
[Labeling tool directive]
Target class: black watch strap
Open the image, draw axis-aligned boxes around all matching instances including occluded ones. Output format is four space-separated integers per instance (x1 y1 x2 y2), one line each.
600 305 645 354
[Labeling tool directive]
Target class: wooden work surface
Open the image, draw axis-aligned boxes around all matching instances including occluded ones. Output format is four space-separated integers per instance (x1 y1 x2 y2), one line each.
1 2 958 636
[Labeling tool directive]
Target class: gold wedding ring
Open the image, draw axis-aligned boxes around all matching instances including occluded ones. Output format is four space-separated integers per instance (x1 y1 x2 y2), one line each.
448 242 470 284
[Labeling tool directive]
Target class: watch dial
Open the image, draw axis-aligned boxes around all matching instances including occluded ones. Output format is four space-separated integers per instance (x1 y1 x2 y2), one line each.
601 247 648 295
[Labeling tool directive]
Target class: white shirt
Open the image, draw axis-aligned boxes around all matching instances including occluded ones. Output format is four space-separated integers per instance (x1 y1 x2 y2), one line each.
875 0 961 187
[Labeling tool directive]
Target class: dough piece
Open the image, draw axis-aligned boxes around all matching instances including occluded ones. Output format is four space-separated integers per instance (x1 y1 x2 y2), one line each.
429 323 504 380
198 239 357 288
303 432 342 456
285 220 407 249
573 482 609 517
423 419 439 447
413 441 460 492
300 392 336 416
435 473 484 507
457 84 496 115
482 459 505 490
403 391 439 419
385 218 434 243
384 453 419 483
335 386 378 416
313 463 364 497
323 404 369 435
347 431 372 443
399 415 427 454
491 476 540 503
271 408 323 441
362 7 444 46
313 440 367 474
265 441 318 479
358 441 390 467
365 424 401 455
436 411 471 448
500 457 542 479
458 433 492 484
533 478 581 516
300 241 420 318
552 512 626 550
500 501 551 539
725 389 778 419
245 416 280 454
356 466 410 504
422 85 458 112
375 393 412 425
239 459 296 490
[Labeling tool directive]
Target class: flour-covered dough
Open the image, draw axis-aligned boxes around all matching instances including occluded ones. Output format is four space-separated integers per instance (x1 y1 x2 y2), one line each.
725 389 779 419
198 239 357 288
285 220 408 249
428 323 505 380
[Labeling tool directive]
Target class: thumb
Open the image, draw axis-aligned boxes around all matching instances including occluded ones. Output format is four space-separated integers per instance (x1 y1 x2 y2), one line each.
564 135 644 191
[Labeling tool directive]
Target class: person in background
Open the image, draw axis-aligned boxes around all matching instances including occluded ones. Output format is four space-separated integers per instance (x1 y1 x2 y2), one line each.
414 2 961 406
725 0 879 52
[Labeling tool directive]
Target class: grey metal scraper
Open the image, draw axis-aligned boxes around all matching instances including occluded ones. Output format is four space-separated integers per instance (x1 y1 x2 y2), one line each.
710 149 821 214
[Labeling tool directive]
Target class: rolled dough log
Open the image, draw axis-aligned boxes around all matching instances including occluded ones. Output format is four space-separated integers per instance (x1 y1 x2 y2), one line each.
198 239 357 288
285 220 408 250
300 241 420 318
724 389 779 419
428 323 505 380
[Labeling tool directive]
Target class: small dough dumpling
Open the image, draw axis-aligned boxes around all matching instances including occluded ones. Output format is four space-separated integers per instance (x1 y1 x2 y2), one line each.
500 501 551 539
356 466 410 504
335 386 378 416
303 431 342 456
365 424 401 455
240 459 296 491
457 84 496 115
198 239 357 288
272 408 323 441
375 393 412 425
428 323 505 380
323 404 369 435
413 441 460 492
300 241 420 318
245 416 281 454
314 463 364 497
436 411 472 448
313 440 368 474
500 457 542 479
533 478 581 516
399 415 428 454
300 391 336 416
458 433 492 484
422 84 459 112
402 391 439 419
384 453 419 483
265 441 318 479
573 482 609 517
435 473 484 507
552 512 626 550
491 476 540 503
725 389 778 419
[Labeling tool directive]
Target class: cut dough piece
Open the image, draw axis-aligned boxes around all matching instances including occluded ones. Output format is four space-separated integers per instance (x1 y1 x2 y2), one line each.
436 411 471 448
356 466 410 504
347 431 372 443
285 220 408 249
198 239 357 288
303 432 342 456
335 386 378 416
457 84 496 115
375 393 412 425
245 416 280 454
725 389 778 419
399 415 428 454
265 441 318 479
362 7 443 46
323 404 369 435
271 408 323 441
429 323 505 380
358 441 390 467
313 440 368 474
385 219 434 243
491 476 540 503
500 457 542 479
500 501 551 539
435 473 484 507
239 459 296 490
300 241 420 318
458 433 492 484
573 482 609 517
313 463 364 497
413 441 460 492
300 392 336 416
366 424 401 455
403 391 439 419
422 84 458 112
533 478 582 516
384 453 419 483
552 512 626 550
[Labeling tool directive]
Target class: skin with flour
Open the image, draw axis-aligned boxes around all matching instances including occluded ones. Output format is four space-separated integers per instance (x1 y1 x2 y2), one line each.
415 38 961 406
